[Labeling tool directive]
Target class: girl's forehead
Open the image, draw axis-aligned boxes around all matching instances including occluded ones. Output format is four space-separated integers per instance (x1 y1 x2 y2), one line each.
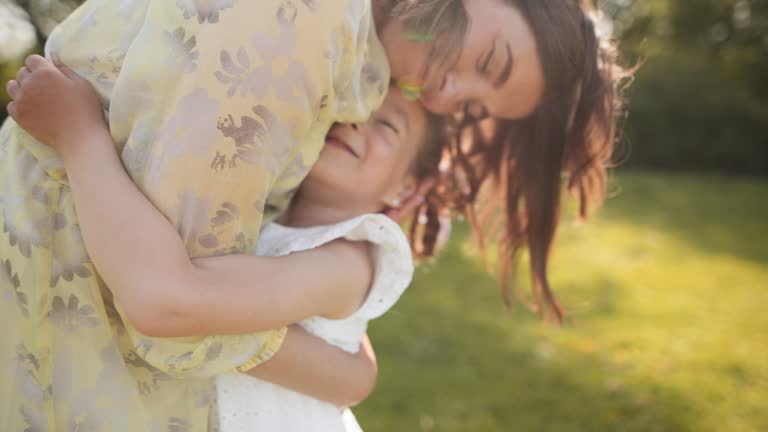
382 88 428 125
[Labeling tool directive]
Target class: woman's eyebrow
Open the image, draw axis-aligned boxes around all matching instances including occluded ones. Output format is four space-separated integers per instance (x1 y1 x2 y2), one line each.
493 43 514 89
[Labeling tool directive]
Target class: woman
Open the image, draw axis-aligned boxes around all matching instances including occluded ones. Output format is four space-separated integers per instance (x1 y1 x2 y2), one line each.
401 0 621 321
2 0 621 430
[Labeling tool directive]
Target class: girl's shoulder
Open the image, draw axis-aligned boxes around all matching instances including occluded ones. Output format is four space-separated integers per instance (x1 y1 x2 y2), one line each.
259 214 409 260
260 214 414 320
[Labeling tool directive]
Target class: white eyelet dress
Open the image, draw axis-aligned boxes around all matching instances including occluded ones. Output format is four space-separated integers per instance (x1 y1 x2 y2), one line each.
216 213 414 432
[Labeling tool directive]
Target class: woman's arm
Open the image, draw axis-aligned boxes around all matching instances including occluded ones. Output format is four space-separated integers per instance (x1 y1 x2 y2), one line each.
252 327 378 407
8 56 373 338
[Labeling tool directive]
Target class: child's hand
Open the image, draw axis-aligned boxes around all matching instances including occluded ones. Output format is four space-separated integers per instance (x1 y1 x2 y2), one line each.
5 54 105 154
385 178 436 223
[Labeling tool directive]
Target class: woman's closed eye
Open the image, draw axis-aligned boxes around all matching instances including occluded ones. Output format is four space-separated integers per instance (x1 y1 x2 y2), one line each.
478 39 496 74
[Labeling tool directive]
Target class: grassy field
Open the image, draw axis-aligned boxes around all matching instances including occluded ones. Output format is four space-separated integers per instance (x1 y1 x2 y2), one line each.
354 172 768 432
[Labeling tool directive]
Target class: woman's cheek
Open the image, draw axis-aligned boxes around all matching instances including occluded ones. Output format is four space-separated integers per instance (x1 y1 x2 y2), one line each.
378 21 431 81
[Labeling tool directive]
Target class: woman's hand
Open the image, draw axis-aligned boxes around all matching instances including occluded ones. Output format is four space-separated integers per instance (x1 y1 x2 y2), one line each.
5 54 105 155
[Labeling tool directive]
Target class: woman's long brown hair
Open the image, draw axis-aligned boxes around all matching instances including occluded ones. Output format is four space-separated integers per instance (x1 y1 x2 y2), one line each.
390 0 626 322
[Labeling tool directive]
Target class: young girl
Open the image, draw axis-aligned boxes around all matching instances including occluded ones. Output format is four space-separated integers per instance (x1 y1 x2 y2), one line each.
8 56 448 431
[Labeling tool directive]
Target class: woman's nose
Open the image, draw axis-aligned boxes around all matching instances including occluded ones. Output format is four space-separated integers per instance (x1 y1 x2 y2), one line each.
442 72 459 101
442 72 484 109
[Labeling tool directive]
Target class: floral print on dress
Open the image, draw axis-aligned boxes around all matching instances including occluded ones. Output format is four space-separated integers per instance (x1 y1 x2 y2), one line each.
1 259 28 317
1 150 54 258
20 404 47 432
124 349 173 396
15 345 47 404
150 89 221 185
164 28 200 73
216 23 316 107
47 294 101 331
80 49 127 95
176 0 234 24
197 202 248 254
168 416 193 432
213 105 292 173
0 0 389 430
49 223 93 288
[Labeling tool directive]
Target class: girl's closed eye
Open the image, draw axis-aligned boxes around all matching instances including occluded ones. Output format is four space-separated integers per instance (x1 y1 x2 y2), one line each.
377 117 400 134
374 116 402 142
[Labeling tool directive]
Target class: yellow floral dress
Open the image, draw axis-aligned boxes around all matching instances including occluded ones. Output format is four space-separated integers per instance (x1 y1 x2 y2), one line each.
0 0 388 430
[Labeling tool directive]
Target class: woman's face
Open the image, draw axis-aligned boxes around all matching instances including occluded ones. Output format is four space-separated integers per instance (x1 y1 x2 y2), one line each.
380 0 545 120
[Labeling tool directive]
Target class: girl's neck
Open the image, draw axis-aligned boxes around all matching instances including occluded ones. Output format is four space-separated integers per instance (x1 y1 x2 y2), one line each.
279 194 382 228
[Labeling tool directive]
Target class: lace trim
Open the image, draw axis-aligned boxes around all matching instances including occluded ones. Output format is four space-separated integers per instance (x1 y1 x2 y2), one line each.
233 326 288 373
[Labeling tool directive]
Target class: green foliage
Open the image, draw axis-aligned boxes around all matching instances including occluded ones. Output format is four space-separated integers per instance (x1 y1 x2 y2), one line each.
613 0 768 175
623 50 768 174
356 172 768 431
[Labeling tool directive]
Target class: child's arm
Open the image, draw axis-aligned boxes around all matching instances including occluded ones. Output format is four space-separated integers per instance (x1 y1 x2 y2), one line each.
255 328 378 407
8 56 373 337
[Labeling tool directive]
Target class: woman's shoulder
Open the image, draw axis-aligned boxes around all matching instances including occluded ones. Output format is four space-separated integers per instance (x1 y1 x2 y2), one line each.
313 0 390 124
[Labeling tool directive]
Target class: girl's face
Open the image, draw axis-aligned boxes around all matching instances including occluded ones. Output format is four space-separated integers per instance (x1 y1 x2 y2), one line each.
302 89 429 211
380 0 545 120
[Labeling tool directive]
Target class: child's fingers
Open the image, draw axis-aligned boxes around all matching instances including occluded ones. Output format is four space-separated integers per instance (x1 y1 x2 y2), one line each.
15 67 31 87
402 178 436 209
6 101 17 120
5 80 21 100
386 177 437 223
415 177 437 197
24 54 51 72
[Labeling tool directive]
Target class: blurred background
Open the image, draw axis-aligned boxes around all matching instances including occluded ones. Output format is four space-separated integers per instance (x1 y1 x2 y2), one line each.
1 0 766 431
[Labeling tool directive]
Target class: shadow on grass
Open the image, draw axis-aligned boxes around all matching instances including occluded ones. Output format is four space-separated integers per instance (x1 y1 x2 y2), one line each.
357 230 695 432
602 172 768 264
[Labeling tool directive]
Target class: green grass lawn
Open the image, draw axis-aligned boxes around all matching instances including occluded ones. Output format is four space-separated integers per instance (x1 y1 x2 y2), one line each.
354 172 768 432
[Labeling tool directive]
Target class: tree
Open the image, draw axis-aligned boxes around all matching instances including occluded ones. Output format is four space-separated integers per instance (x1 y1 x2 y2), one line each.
608 0 768 174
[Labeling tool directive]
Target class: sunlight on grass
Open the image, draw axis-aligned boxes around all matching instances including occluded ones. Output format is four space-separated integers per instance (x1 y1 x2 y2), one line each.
355 172 767 432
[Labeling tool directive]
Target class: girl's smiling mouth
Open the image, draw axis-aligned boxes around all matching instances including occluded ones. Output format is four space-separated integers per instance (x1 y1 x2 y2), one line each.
325 134 360 159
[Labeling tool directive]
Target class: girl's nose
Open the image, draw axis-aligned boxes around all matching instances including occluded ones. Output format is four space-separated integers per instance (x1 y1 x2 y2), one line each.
351 122 367 134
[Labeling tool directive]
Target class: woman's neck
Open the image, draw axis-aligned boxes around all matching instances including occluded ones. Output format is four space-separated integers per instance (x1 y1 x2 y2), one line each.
279 194 381 228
